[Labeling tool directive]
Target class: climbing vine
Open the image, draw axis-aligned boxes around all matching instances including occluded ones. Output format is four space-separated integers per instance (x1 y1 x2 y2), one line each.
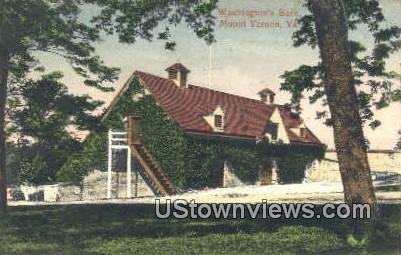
114 78 261 187
256 141 325 184
62 77 326 188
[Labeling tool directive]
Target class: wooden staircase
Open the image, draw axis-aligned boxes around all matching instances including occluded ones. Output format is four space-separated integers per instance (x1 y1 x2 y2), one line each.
127 116 176 196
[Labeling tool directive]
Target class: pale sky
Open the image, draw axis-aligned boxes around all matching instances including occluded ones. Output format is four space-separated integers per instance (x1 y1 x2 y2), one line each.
35 0 401 150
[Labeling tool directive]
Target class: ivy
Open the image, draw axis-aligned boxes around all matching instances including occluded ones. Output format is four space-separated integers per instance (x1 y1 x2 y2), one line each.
256 140 326 184
63 78 326 188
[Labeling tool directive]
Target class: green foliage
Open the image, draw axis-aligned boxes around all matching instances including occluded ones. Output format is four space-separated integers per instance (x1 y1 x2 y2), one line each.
184 138 260 187
18 154 49 185
57 132 107 184
7 74 104 185
88 0 218 46
92 226 344 255
275 155 310 184
2 0 218 186
1 0 217 86
256 140 325 184
0 0 120 90
66 78 324 188
2 204 401 254
280 65 321 113
5 143 20 185
11 73 103 142
281 0 401 131
56 156 89 184
101 78 261 188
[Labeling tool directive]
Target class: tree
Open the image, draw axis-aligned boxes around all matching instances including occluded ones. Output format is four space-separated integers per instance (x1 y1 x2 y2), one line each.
281 0 401 205
309 0 375 205
0 0 217 217
0 0 120 217
9 72 102 185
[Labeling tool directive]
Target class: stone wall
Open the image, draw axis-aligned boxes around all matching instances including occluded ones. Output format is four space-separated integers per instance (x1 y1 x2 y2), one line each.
8 170 155 202
307 151 401 182
223 161 244 187
223 160 278 187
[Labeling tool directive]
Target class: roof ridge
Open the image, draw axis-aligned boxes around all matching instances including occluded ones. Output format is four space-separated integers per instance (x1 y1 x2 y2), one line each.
187 84 265 105
136 70 278 108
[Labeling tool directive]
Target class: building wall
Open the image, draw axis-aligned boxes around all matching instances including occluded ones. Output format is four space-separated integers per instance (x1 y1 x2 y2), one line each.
307 151 401 182
223 160 278 187
223 161 244 187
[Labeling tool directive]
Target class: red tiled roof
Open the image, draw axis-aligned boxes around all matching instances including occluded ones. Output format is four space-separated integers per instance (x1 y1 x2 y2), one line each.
133 70 322 145
277 106 322 144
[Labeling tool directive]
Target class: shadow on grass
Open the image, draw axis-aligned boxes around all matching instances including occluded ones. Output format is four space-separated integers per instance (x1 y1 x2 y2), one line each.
1 204 400 254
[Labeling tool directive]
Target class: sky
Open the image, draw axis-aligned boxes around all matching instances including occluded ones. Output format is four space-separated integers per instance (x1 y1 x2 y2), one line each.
36 0 401 150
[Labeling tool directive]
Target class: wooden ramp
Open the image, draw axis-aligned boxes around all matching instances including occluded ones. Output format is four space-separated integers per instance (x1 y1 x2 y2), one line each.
127 116 176 196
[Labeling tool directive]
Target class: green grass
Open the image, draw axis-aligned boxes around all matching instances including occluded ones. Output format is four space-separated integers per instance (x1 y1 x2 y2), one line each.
0 204 400 254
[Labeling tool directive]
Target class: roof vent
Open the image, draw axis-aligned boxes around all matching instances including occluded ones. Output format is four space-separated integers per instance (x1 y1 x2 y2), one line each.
165 63 190 88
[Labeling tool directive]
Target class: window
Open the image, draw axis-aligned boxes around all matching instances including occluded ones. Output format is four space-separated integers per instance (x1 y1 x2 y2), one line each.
204 106 225 132
214 114 223 129
266 122 279 141
300 127 306 137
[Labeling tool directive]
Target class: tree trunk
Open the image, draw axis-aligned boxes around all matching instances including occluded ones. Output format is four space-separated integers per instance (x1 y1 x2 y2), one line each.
0 51 9 218
309 0 376 205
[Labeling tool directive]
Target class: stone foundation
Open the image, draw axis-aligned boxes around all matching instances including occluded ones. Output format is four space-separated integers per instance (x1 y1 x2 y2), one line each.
223 161 244 187
307 151 401 182
7 170 155 202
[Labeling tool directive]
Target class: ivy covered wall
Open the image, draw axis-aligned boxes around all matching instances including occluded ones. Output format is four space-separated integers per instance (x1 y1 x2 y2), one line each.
256 142 326 184
101 78 261 188
60 77 325 188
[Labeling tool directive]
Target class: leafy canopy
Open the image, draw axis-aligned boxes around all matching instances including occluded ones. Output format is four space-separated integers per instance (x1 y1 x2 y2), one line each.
1 0 217 85
281 0 401 132
1 0 218 185
8 73 102 185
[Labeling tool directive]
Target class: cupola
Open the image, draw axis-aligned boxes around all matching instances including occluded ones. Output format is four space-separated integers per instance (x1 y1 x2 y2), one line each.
258 88 276 104
165 63 190 88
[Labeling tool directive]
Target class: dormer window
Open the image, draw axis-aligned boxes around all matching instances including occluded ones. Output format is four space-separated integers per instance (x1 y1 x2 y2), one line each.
204 105 225 132
266 122 279 141
214 115 223 129
300 127 306 137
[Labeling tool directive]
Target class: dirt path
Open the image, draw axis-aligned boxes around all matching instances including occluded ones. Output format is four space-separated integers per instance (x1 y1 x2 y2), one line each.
8 182 401 206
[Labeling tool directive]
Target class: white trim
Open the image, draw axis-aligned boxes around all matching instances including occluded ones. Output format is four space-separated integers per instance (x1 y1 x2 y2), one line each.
203 105 225 132
106 129 133 199
127 146 132 198
107 130 113 199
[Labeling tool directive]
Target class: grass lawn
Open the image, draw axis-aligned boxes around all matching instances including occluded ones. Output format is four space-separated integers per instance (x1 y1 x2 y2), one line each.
0 204 400 254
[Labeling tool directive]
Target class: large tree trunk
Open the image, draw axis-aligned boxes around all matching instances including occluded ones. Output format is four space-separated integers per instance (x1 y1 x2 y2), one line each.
0 50 9 218
309 0 376 205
